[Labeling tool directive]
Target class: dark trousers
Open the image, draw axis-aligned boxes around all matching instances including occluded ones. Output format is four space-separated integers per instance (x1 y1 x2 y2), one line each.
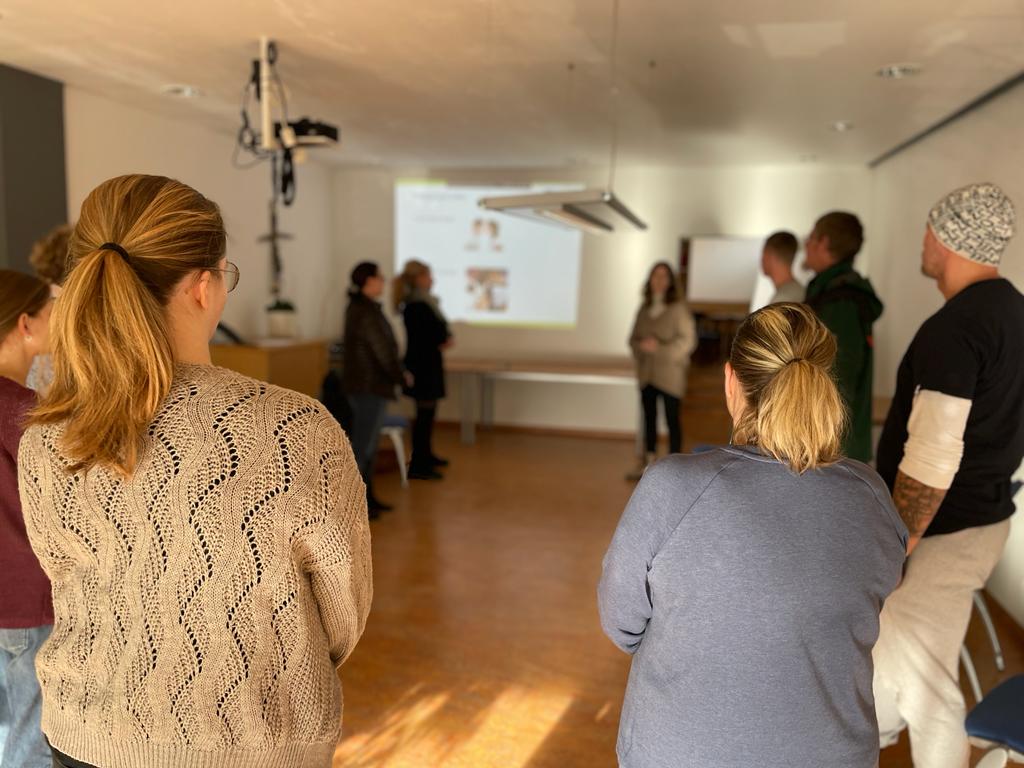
347 393 388 502
347 394 388 477
641 385 682 454
410 403 437 472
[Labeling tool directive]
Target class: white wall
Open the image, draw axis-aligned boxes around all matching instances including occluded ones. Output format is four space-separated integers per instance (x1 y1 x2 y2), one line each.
869 85 1024 625
332 163 872 431
870 91 1024 397
63 88 337 340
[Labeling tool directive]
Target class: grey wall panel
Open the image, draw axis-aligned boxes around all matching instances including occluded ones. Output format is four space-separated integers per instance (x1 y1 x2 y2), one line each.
0 64 68 273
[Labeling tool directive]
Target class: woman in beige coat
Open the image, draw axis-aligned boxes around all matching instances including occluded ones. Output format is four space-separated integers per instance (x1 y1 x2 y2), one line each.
629 262 697 467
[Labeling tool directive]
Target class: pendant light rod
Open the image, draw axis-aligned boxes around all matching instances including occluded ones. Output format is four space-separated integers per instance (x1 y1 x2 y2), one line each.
607 0 621 192
475 0 648 235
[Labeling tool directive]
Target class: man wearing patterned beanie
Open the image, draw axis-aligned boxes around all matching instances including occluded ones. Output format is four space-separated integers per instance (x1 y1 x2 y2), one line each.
874 182 1024 768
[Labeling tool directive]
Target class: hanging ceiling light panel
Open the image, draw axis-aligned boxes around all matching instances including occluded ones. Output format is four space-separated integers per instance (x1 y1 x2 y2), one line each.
478 189 647 233
478 0 644 235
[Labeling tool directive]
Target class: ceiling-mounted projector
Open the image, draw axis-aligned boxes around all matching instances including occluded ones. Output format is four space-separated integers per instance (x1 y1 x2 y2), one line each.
233 37 341 205
274 118 340 149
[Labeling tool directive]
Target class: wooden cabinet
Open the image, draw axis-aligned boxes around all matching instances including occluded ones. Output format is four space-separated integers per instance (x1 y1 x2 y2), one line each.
210 339 329 399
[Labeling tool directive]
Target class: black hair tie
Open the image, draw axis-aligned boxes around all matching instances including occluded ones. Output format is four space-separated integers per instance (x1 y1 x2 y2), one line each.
99 242 130 260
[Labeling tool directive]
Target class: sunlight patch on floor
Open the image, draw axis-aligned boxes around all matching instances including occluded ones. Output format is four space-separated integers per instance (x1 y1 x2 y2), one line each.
444 685 575 767
334 689 452 768
334 685 575 768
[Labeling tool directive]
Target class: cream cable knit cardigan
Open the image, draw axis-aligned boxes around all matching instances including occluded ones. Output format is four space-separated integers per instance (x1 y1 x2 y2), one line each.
18 364 372 768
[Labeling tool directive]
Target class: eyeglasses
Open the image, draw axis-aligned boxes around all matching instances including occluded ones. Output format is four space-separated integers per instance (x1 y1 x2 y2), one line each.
212 261 240 293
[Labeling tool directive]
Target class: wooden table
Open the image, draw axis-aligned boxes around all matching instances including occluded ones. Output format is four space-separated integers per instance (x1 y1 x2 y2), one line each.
689 302 749 361
688 301 749 316
210 339 329 399
446 355 636 444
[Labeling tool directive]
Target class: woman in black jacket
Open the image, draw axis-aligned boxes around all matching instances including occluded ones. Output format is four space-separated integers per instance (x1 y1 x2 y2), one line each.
343 261 405 514
393 260 452 480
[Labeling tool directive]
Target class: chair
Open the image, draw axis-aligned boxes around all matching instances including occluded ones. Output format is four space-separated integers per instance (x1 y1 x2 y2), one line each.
380 414 410 488
960 592 1007 705
966 480 1024 765
975 592 1007 672
966 675 1024 767
961 646 984 706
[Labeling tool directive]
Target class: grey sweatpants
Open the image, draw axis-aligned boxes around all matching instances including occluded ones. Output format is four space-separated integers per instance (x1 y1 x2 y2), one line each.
873 519 1011 768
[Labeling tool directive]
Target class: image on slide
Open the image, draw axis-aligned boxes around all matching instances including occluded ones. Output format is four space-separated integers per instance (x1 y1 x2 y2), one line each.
465 218 504 253
466 268 509 312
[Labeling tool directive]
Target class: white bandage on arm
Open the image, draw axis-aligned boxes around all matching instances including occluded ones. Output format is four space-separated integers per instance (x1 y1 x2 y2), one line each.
898 388 973 490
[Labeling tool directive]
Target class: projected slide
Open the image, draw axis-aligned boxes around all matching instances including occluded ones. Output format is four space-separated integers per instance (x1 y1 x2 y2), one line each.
395 182 583 327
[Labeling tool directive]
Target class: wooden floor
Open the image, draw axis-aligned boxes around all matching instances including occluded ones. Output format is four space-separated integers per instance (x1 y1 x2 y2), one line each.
333 368 1024 768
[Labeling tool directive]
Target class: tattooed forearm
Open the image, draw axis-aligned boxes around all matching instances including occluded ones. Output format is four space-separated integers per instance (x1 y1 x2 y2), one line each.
893 470 947 541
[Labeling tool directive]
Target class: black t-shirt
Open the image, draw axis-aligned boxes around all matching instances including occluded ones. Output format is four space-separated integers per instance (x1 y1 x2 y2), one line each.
877 278 1024 536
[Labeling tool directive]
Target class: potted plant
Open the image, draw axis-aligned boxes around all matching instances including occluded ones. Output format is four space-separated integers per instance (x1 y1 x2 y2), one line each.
266 297 297 338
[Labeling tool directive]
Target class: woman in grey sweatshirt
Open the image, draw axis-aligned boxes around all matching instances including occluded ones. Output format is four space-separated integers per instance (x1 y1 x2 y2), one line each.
599 302 907 768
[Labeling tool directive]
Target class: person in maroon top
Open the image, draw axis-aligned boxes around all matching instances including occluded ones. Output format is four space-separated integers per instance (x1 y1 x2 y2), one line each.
0 269 53 768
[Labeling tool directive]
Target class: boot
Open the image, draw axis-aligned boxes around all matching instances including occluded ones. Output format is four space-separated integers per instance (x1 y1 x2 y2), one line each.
410 404 443 479
408 467 444 481
625 452 657 482
365 479 392 514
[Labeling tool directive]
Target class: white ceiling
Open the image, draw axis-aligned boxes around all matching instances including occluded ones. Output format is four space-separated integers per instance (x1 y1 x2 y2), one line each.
1 0 1022 168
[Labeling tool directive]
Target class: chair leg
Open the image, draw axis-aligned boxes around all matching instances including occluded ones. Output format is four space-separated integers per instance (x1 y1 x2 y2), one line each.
960 646 983 705
388 430 409 488
974 592 1006 672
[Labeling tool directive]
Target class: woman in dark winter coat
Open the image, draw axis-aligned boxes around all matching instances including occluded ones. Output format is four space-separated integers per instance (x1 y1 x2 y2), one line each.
393 260 452 480
344 261 406 514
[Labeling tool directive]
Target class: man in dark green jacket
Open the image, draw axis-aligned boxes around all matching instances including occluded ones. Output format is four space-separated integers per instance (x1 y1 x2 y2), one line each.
804 212 884 462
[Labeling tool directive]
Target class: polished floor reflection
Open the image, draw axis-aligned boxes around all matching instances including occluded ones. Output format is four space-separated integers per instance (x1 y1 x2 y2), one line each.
333 427 636 768
334 374 1023 767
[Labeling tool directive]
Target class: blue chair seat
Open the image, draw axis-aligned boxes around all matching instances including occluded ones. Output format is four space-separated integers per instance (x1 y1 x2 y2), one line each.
382 414 410 429
966 674 1024 754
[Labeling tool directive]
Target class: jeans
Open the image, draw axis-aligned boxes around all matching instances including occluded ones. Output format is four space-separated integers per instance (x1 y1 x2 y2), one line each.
0 625 52 768
347 393 388 481
640 385 682 454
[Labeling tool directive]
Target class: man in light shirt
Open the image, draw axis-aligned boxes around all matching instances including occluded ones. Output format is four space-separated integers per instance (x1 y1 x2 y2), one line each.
874 182 1024 768
760 230 804 304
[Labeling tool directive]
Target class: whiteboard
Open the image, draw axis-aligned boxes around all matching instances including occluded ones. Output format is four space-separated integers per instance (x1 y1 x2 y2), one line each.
686 235 810 312
687 236 764 304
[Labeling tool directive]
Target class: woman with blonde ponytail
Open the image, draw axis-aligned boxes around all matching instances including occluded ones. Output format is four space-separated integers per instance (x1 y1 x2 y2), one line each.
599 302 907 768
18 175 372 768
